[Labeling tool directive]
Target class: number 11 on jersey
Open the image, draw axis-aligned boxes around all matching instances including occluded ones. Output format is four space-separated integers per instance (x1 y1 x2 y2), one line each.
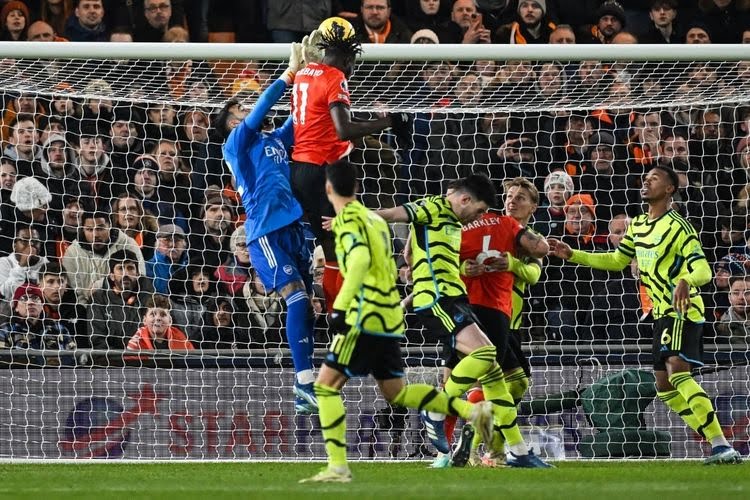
292 82 309 125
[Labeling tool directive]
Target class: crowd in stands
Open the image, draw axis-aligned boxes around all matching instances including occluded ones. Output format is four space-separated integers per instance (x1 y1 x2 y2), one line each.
0 0 749 365
2 1 750 45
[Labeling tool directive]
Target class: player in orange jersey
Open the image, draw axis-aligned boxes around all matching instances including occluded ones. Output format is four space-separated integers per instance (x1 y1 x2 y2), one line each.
290 22 410 311
435 177 549 468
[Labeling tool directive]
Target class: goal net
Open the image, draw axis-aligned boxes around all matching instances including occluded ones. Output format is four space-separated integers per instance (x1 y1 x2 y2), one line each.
0 43 748 460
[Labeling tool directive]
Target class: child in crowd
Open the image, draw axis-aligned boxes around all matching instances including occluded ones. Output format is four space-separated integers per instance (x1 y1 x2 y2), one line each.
127 293 194 351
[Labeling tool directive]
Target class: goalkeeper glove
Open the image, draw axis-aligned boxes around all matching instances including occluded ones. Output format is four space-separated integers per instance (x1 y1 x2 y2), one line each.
328 308 349 334
302 29 324 65
389 111 413 143
282 42 303 83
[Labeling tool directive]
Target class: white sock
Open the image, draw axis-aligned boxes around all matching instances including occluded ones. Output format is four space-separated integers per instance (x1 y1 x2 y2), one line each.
296 370 315 385
507 442 529 456
710 435 730 448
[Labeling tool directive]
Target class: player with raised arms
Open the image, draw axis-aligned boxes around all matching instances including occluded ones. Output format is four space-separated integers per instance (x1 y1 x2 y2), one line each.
376 174 552 468
222 43 318 414
300 162 494 483
290 17 410 312
549 165 742 465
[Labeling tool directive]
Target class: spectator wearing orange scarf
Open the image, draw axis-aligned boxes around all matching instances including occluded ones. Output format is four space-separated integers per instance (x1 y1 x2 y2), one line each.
127 294 194 351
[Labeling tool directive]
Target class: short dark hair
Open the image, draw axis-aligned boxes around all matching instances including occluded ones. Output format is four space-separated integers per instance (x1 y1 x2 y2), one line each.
0 156 17 170
82 210 111 224
108 249 139 273
215 99 241 139
145 293 171 310
650 0 677 10
9 113 35 131
325 160 358 197
652 164 680 191
14 222 33 237
38 261 66 279
729 274 750 288
447 173 497 207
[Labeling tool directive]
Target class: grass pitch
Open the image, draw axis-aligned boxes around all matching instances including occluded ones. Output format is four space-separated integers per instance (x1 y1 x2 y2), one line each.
0 461 746 500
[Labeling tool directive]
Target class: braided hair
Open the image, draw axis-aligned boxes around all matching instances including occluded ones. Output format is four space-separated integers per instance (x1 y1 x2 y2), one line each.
318 22 363 60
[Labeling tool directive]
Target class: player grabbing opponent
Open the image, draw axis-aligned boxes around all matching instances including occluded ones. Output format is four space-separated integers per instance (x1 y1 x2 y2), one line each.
432 177 548 467
549 165 742 465
300 162 493 483
459 177 546 467
223 43 318 414
377 174 551 468
290 21 410 311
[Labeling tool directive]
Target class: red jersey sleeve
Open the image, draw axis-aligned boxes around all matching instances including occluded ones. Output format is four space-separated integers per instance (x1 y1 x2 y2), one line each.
325 71 350 108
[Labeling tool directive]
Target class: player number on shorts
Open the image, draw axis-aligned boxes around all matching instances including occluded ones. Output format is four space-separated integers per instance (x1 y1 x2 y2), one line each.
330 334 345 355
292 82 309 125
660 327 671 346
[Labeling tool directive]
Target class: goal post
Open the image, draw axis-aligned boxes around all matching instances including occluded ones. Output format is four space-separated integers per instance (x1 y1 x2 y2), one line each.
0 42 748 460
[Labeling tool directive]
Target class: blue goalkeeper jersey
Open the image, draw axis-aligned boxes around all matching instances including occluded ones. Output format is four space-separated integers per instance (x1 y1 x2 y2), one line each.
223 78 303 243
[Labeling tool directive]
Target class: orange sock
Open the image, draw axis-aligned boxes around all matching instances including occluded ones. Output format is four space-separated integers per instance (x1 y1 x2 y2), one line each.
322 262 341 313
467 387 485 404
444 415 457 446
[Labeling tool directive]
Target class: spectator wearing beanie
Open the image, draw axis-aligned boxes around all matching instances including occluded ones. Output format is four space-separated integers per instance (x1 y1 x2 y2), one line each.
495 0 556 44
410 28 440 43
579 0 627 44
10 176 61 259
0 282 76 366
0 1 30 41
684 18 712 43
534 170 575 238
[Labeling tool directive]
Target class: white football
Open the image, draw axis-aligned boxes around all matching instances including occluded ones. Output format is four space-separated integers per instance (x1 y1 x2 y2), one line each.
476 250 502 264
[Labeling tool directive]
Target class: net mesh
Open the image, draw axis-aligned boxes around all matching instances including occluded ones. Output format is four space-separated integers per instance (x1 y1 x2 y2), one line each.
0 52 748 460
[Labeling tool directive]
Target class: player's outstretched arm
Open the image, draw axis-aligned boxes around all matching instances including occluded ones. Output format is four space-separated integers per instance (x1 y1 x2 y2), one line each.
549 238 630 272
240 43 303 132
375 206 410 223
330 104 391 141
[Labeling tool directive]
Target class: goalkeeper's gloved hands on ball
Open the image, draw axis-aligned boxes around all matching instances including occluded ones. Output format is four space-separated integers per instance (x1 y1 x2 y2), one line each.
282 42 303 83
328 309 348 334
302 29 324 65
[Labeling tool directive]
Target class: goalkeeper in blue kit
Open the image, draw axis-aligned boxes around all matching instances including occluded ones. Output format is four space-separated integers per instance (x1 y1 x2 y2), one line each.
222 43 318 414
549 165 742 465
300 162 493 483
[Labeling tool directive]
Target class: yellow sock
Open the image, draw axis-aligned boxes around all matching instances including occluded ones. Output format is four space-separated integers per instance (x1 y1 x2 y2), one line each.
315 383 347 467
668 372 724 441
391 384 473 420
657 389 702 436
443 345 496 397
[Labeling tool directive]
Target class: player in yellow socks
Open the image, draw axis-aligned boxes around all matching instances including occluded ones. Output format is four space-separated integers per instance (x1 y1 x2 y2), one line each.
300 162 493 483
549 165 742 465
377 173 552 468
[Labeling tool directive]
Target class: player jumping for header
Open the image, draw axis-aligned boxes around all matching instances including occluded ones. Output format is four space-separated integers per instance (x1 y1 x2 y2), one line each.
290 20 410 312
223 43 318 414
